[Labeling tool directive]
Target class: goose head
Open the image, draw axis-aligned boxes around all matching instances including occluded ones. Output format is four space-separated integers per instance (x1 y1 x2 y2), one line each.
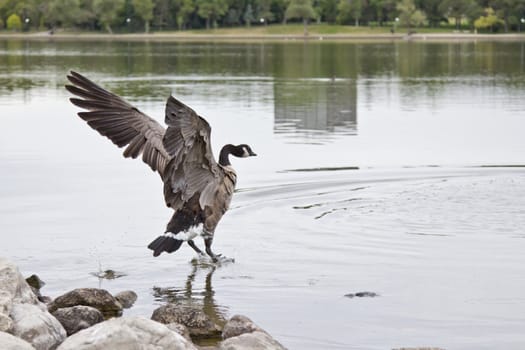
219 144 256 166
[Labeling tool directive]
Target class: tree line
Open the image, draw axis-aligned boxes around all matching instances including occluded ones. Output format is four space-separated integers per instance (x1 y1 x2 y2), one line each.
1 0 524 34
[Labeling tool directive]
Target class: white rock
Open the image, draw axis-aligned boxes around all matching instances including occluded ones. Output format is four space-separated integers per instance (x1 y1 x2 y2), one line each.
0 258 40 316
1 258 66 350
0 331 36 350
57 316 198 350
218 331 287 350
10 303 67 350
0 312 13 332
218 315 287 350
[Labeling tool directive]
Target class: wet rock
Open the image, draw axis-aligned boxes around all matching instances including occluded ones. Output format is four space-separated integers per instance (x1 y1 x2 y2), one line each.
218 315 286 350
344 291 379 298
0 331 36 350
10 303 67 350
39 296 53 304
25 275 51 304
26 275 46 290
222 315 263 340
151 304 222 339
56 316 198 350
51 305 104 336
48 288 123 319
166 322 192 341
218 331 286 350
90 269 126 280
114 290 137 309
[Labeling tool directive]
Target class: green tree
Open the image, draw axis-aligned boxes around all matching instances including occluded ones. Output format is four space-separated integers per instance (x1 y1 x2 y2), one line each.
77 0 97 30
270 0 289 23
196 0 228 29
224 8 240 26
337 0 364 26
12 0 40 30
368 0 397 25
474 7 504 31
317 0 338 23
175 0 195 30
397 0 426 32
44 0 83 29
6 13 22 30
94 0 124 33
152 0 175 30
490 0 525 32
285 0 316 35
132 0 154 32
439 0 476 29
243 3 254 26
257 0 274 24
415 0 444 27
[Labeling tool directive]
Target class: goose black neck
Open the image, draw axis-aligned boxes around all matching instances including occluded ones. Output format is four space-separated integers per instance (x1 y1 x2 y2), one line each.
219 144 235 166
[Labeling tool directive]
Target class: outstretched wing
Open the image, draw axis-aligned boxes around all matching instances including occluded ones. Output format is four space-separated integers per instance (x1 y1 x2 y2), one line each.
66 71 171 177
162 96 224 211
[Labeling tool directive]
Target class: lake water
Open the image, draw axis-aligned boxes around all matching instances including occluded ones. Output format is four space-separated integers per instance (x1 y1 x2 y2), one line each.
1 38 525 349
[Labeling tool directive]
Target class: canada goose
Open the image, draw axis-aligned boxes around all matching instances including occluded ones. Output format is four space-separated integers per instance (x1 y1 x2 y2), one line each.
65 71 256 261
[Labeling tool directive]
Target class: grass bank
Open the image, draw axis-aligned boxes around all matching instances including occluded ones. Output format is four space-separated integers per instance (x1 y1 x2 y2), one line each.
1 23 525 42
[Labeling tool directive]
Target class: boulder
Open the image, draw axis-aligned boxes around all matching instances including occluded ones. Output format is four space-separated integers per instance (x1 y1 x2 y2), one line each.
222 315 263 340
0 312 13 332
114 290 137 309
166 322 191 341
0 331 36 350
151 304 222 340
218 315 286 350
51 305 104 336
25 275 50 303
10 303 67 350
26 275 46 290
0 258 40 316
218 331 287 350
56 316 198 350
48 288 122 319
0 258 67 350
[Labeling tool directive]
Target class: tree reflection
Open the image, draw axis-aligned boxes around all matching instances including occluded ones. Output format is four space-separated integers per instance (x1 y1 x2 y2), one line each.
151 259 228 329
273 79 357 142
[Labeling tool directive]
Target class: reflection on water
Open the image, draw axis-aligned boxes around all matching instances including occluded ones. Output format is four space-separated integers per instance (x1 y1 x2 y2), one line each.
274 79 357 142
152 259 228 332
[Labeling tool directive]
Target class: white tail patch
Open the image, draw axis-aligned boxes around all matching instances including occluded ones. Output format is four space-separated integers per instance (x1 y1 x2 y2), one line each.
164 224 205 241
165 228 199 241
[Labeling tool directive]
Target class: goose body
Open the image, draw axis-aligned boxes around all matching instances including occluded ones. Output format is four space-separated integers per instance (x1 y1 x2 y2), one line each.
65 71 256 261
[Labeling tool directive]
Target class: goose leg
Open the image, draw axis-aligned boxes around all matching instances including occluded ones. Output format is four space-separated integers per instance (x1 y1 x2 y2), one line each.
188 240 204 255
204 238 219 262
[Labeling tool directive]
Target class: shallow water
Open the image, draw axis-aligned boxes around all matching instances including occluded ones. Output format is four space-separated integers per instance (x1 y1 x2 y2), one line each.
1 39 525 349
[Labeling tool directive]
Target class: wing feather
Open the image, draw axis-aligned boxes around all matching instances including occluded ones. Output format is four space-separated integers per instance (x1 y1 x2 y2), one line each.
66 71 171 177
162 96 223 210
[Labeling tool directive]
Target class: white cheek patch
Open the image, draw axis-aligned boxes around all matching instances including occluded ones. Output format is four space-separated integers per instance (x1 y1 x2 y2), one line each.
242 147 250 158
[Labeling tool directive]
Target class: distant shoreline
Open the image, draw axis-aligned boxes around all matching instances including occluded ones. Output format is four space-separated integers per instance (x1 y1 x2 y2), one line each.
1 31 525 42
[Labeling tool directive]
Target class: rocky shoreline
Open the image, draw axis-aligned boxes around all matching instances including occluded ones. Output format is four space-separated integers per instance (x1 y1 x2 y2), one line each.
0 257 286 350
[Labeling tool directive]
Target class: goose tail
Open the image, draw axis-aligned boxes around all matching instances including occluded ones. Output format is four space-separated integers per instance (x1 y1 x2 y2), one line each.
147 233 184 257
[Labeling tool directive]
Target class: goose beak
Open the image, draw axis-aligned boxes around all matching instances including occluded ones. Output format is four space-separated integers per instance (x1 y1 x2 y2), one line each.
250 151 257 157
